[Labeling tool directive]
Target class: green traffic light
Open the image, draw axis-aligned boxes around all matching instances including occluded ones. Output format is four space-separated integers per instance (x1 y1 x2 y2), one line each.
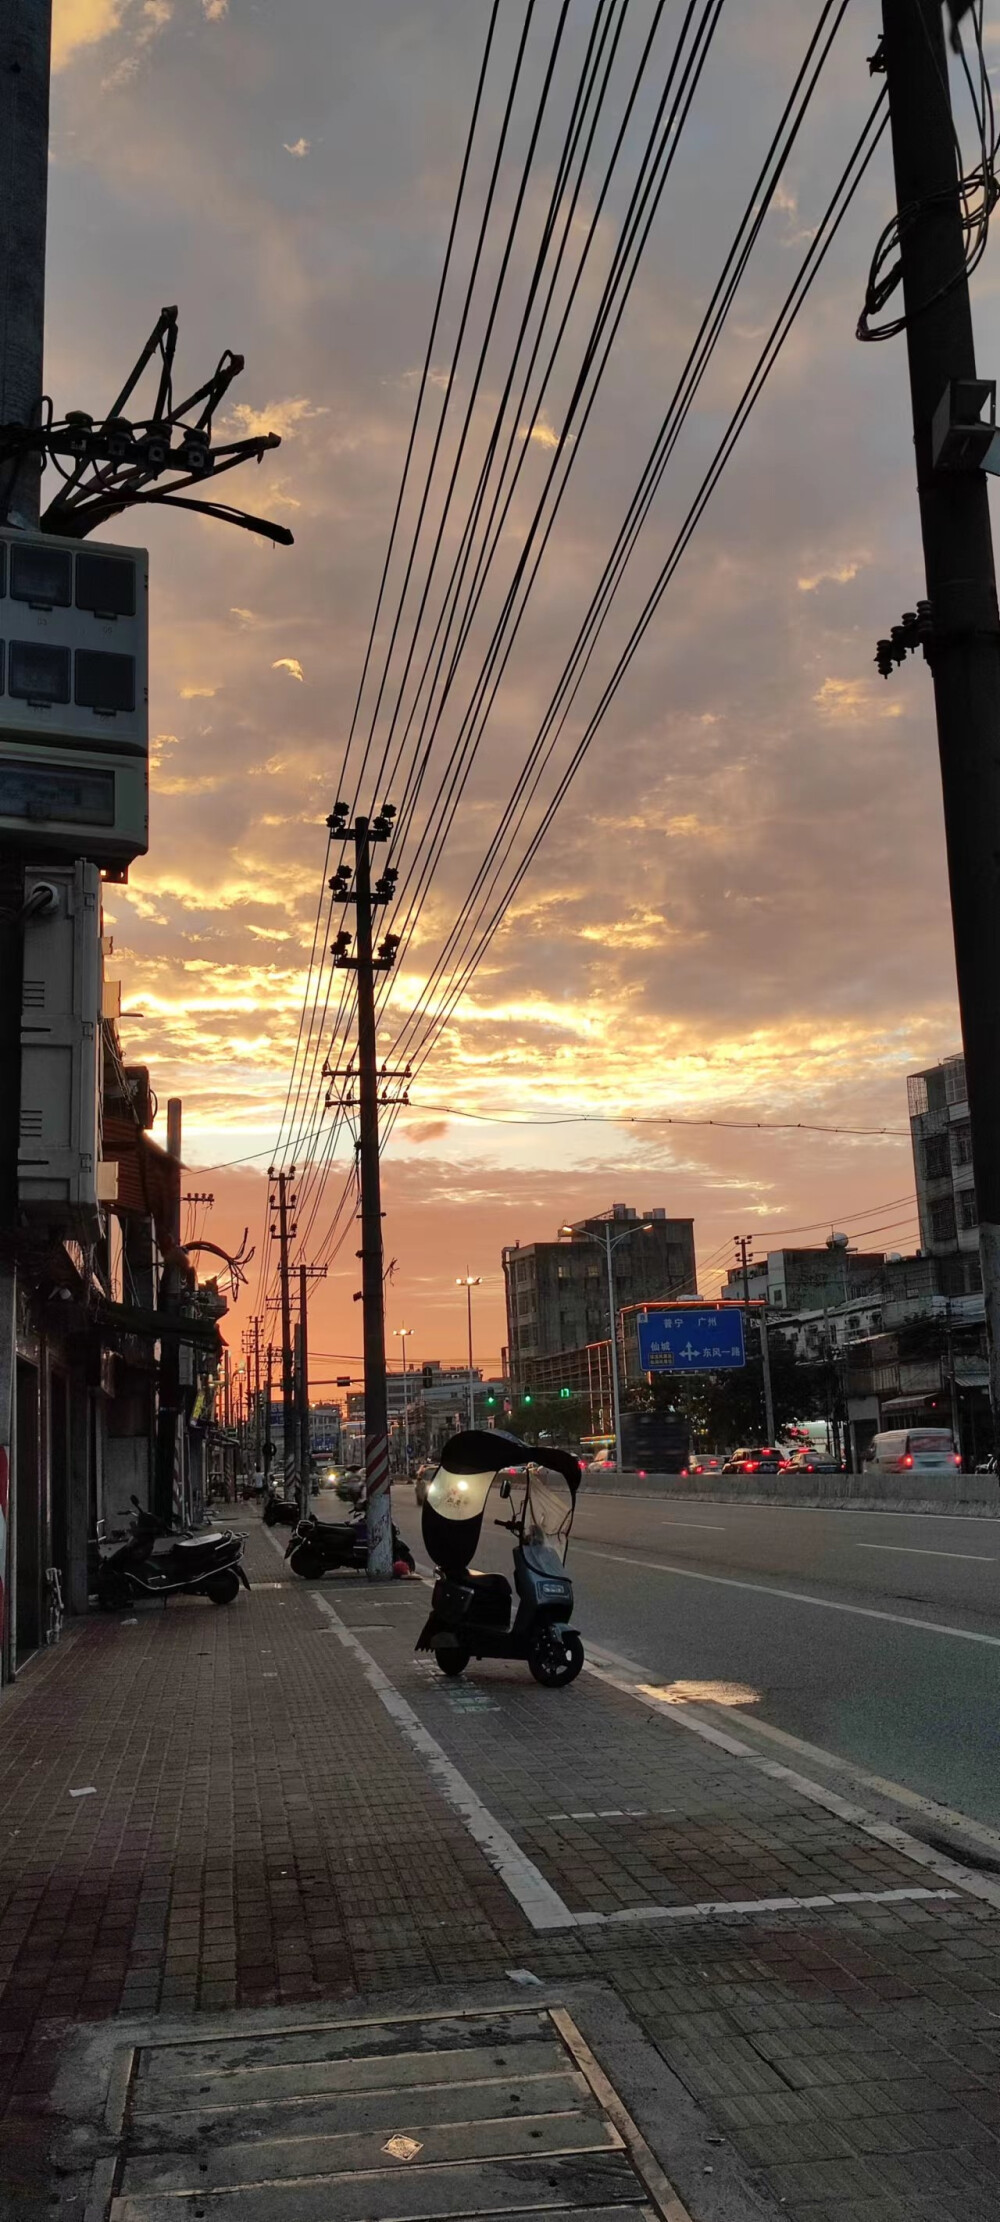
559 1387 571 1399
523 1391 532 1404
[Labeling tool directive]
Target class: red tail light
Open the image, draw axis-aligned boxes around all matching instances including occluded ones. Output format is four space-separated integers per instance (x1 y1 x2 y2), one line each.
746 1460 758 1472
901 1453 913 1468
954 1454 962 1468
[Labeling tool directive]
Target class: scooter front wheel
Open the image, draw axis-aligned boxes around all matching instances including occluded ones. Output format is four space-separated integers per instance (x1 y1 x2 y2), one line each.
528 1627 584 1689
436 1645 470 1677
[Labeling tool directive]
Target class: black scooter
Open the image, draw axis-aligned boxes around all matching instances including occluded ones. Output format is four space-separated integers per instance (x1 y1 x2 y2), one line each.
416 1430 584 1687
285 1506 415 1579
96 1497 250 1608
261 1486 300 1527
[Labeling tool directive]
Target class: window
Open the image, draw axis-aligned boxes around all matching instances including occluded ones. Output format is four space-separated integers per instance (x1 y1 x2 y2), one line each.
74 650 135 714
7 641 71 704
10 543 71 608
75 552 136 619
924 1134 951 1181
958 1188 979 1231
930 1199 956 1244
0 759 114 827
953 1121 973 1167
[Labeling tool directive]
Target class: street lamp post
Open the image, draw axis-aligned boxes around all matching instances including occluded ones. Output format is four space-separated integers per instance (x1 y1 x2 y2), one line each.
456 1274 482 1429
393 1326 413 1473
561 1220 652 1472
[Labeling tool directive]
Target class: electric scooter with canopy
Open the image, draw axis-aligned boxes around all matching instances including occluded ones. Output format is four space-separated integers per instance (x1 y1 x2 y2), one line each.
416 1429 584 1686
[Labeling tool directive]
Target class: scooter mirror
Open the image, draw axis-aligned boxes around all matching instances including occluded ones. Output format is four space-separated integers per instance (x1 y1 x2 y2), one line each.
498 1476 512 1499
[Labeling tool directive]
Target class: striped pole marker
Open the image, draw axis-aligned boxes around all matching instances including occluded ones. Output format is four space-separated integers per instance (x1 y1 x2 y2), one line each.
365 1430 393 1578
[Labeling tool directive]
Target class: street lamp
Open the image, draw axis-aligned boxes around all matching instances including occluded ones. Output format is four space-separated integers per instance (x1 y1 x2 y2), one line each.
393 1326 413 1472
560 1220 652 1473
456 1274 482 1428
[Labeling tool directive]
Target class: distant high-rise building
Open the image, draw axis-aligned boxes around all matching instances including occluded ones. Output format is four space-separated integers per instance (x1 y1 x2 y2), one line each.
502 1204 696 1383
907 1053 982 1296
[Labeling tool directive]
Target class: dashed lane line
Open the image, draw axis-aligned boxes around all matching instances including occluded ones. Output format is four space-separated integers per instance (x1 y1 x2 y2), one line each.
575 1544 1000 1645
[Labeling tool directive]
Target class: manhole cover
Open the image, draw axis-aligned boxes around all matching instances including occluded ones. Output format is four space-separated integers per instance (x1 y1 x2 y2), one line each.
95 2002 683 2218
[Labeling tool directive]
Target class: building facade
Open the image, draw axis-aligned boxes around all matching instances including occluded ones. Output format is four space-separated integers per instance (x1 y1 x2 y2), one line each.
722 1244 886 1312
503 1205 696 1386
907 1053 982 1294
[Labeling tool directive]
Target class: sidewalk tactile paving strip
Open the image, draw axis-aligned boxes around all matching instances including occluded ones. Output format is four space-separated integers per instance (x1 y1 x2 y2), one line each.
102 2004 677 2220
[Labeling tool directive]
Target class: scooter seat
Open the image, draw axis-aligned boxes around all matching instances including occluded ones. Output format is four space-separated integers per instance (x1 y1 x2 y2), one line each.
174 1532 226 1549
465 1569 510 1600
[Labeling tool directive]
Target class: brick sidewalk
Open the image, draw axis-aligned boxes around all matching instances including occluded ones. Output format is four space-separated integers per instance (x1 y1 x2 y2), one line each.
2 1508 1000 2220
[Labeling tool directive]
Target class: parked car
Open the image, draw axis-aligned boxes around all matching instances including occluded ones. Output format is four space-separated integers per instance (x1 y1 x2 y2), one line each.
721 1446 784 1474
686 1454 724 1476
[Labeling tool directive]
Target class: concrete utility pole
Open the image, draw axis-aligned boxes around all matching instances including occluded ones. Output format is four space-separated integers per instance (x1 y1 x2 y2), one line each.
881 1 1000 1451
0 3 52 1679
268 1168 296 1498
330 803 399 1578
456 1274 481 1429
263 1342 274 1479
295 1262 326 1516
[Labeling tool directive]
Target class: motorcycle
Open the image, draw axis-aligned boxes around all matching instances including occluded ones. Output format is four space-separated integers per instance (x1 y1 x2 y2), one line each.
416 1429 584 1687
96 1496 250 1609
285 1506 415 1579
261 1486 300 1527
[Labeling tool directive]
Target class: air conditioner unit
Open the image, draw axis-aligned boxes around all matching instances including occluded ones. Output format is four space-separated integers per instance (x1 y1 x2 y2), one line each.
0 526 148 868
19 861 102 1240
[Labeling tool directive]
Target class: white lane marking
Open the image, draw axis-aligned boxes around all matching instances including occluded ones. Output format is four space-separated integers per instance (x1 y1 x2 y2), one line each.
583 1887 957 1927
586 1658 1000 1914
648 1520 727 1531
855 1543 994 1562
308 1589 577 1931
575 1546 1000 1647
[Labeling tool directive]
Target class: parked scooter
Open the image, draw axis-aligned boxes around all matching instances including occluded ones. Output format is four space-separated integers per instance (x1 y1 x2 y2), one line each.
96 1496 250 1608
416 1429 584 1686
285 1506 415 1579
261 1486 300 1527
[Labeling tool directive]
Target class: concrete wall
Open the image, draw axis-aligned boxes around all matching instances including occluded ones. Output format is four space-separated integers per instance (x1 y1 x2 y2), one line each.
582 1467 999 1514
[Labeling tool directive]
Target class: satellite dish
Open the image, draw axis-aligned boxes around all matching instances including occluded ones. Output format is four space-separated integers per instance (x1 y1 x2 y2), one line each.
827 1230 849 1249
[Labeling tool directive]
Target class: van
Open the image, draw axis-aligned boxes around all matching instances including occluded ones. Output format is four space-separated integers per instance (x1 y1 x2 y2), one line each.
864 1428 960 1475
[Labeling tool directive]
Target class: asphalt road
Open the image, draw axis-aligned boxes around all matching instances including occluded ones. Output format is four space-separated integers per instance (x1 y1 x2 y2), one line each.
392 1487 1000 1831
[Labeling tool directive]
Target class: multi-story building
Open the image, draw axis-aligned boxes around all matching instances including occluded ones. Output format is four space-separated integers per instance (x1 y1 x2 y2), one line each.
503 1204 696 1387
907 1053 982 1294
722 1242 886 1312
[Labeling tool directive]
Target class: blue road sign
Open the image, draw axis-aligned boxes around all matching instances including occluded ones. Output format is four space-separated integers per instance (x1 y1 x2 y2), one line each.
637 1307 746 1372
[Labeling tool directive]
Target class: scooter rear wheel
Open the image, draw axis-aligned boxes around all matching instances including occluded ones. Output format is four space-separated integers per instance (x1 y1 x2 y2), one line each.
528 1627 584 1688
288 1547 326 1580
204 1568 241 1605
436 1646 470 1677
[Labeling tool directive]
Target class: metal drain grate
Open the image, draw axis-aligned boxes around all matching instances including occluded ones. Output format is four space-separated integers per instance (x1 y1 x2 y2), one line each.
100 2003 686 2219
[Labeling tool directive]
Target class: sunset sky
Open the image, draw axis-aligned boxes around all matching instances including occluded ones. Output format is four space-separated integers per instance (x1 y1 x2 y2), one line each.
47 0 995 1376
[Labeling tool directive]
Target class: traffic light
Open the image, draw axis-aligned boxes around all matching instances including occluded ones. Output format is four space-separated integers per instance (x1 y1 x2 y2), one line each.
486 1392 496 1407
559 1387 571 1399
522 1391 532 1405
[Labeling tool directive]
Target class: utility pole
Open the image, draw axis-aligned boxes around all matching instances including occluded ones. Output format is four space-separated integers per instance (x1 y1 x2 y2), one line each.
330 800 399 1578
880 2 1000 1451
295 1262 327 1515
456 1274 482 1429
393 1325 413 1472
736 1236 774 1442
263 1342 273 1480
268 1167 296 1499
253 1314 262 1471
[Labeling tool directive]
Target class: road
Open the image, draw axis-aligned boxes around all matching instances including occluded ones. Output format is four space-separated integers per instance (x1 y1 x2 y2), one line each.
393 1486 1000 1831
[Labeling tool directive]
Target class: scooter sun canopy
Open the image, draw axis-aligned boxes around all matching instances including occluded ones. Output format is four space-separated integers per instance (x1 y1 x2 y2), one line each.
422 1429 580 1573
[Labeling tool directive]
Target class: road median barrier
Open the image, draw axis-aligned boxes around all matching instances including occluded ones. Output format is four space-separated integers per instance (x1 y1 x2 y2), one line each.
580 1465 1000 1513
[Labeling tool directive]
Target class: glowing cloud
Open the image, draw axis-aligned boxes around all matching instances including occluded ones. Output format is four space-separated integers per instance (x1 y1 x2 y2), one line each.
284 137 311 157
272 657 304 682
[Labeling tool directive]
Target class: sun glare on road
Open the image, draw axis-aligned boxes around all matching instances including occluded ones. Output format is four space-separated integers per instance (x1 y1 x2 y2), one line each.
638 1680 760 1708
